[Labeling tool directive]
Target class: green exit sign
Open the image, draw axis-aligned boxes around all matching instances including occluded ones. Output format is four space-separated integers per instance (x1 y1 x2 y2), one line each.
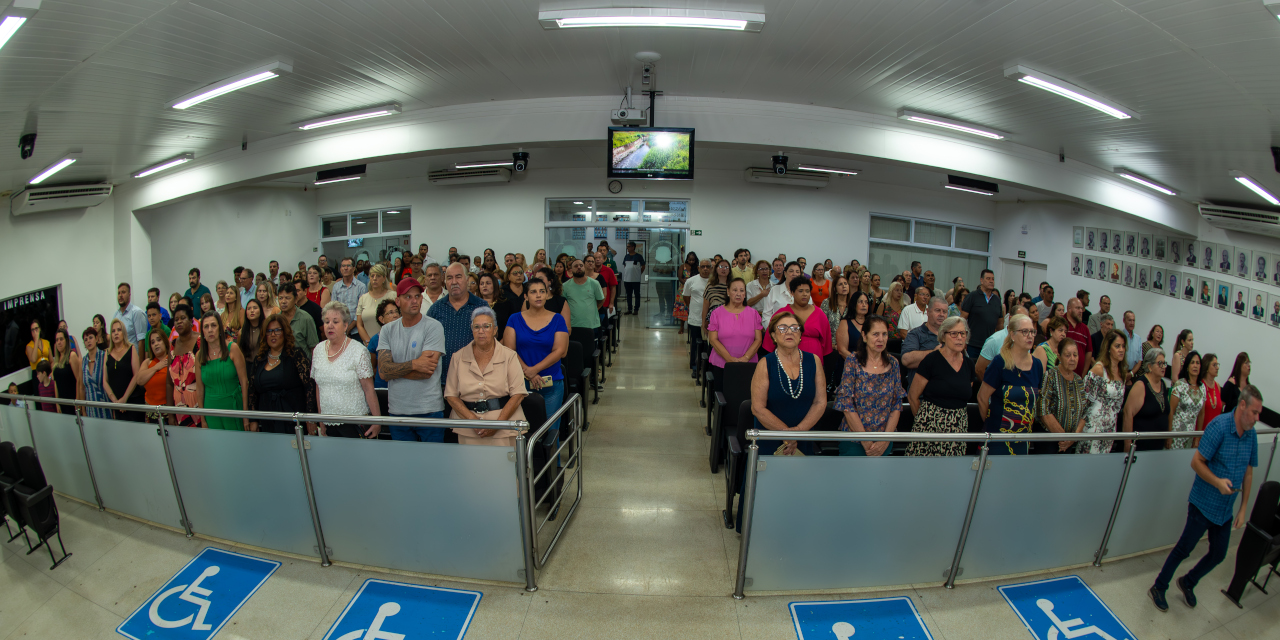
693 230 702 236
1017 251 1026 258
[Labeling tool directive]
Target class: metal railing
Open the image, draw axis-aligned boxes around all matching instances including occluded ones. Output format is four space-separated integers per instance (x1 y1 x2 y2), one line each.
731 425 1280 599
0 391 583 591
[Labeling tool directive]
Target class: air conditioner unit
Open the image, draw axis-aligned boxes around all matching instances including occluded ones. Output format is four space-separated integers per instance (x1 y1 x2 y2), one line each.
1199 203 1280 239
743 167 830 188
10 183 113 216
427 167 511 185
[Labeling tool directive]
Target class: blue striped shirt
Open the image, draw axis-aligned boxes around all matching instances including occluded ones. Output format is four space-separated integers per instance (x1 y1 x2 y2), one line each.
1189 412 1258 525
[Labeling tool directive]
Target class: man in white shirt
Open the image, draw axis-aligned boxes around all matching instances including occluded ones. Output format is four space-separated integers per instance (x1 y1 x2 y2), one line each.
897 286 931 333
620 242 646 314
420 263 446 314
237 268 257 307
1036 285 1056 320
762 261 802 328
681 259 712 376
266 260 281 288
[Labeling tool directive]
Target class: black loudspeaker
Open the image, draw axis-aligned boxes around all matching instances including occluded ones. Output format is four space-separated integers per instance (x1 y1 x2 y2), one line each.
1271 147 1280 173
772 155 788 175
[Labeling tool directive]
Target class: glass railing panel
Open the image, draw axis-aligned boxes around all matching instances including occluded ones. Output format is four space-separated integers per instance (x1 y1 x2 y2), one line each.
27 410 96 504
0 405 34 449
80 416 182 528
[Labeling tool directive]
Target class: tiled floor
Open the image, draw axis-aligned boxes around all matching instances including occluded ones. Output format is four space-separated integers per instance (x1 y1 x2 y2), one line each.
2 304 1276 639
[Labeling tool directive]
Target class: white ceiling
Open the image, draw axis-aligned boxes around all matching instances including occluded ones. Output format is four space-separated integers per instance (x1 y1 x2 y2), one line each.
3 0 1280 208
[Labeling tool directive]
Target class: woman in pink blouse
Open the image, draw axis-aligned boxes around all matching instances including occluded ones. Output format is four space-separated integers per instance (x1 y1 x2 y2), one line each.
763 278 832 357
707 278 763 393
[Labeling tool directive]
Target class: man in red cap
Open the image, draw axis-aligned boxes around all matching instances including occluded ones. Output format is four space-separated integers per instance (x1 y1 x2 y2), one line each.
377 278 448 441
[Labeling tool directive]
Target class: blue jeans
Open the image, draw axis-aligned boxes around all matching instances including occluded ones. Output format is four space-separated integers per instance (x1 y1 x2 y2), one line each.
390 411 447 442
1154 503 1232 591
839 440 895 456
533 380 565 446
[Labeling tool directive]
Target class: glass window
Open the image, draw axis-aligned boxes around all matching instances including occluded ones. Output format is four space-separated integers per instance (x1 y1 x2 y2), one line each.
350 211 378 235
548 199 591 222
955 227 990 252
321 214 347 238
870 243 988 296
381 209 410 233
869 216 910 241
914 221 952 247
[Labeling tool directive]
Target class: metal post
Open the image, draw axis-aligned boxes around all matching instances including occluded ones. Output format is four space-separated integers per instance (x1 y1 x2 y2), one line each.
1094 450 1137 567
945 436 990 589
1265 434 1277 483
74 413 104 511
293 419 331 567
156 413 193 537
515 431 538 592
732 441 761 600
23 403 37 452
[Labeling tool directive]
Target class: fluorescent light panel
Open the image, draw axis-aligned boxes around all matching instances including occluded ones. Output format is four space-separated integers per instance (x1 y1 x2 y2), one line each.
796 164 859 176
1266 0 1280 20
133 153 195 178
1004 65 1137 120
1230 170 1280 206
538 8 764 31
0 15 25 49
29 153 78 184
297 104 401 130
898 109 1007 139
314 176 361 185
0 0 38 51
170 60 292 110
944 184 995 196
1113 168 1177 196
455 160 513 169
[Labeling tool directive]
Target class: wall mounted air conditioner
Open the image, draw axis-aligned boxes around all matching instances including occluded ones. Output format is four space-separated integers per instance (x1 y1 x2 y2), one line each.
427 167 511 185
10 183 114 216
1199 204 1280 239
743 167 830 188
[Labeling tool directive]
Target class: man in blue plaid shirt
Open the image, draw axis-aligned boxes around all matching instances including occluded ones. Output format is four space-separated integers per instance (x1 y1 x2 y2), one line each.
1149 384 1262 612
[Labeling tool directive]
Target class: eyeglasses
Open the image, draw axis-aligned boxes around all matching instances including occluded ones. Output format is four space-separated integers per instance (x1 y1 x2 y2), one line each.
1154 361 1167 368
266 328 284 335
944 331 969 339
472 323 495 331
1013 329 1037 337
775 325 803 334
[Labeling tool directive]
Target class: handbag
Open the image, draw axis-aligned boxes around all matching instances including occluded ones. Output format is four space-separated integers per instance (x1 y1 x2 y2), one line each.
774 443 805 456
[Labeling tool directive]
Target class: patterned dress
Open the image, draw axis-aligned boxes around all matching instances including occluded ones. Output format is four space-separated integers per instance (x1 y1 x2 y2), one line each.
1079 371 1125 454
819 298 847 349
80 350 112 419
1038 366 1086 449
1169 379 1205 449
835 354 905 455
168 349 199 426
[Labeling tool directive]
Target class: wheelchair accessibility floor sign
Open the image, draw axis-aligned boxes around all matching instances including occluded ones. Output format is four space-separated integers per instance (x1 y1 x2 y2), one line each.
117 547 281 640
320 579 482 640
789 596 934 639
998 576 1135 640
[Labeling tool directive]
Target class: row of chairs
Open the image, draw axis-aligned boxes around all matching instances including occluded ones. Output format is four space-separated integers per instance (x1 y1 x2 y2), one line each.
0 442 72 569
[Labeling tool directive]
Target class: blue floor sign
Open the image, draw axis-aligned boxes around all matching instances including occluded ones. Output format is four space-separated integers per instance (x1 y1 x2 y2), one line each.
790 596 933 640
118 547 281 640
321 579 482 640
998 576 1134 640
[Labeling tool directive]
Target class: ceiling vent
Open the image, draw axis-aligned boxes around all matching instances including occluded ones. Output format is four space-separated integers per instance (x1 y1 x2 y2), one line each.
743 167 830 188
428 166 512 185
1199 203 1280 239
10 183 113 216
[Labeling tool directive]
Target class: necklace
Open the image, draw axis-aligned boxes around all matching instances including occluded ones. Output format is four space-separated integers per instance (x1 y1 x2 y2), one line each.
268 350 282 361
327 337 350 361
776 350 804 399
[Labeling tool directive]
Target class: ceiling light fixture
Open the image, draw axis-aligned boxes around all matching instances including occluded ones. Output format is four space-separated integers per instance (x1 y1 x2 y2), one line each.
170 60 292 110
296 104 401 130
1266 0 1280 20
538 8 765 31
1230 170 1280 206
0 0 38 52
314 176 361 185
455 159 514 169
29 152 78 184
944 185 996 196
1113 167 1177 196
1004 65 1137 120
897 109 1007 139
133 153 195 179
796 164 859 176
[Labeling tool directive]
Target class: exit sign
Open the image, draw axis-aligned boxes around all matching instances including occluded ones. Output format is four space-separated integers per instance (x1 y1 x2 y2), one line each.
693 230 702 236
1017 251 1026 258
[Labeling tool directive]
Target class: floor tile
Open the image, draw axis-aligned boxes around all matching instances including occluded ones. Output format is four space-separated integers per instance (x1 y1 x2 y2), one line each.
1224 580 1280 640
580 449 719 511
219 552 358 640
914 581 1039 640
520 590 739 640
3 587 123 640
11 503 142 586
0 554 65 633
1072 553 1221 640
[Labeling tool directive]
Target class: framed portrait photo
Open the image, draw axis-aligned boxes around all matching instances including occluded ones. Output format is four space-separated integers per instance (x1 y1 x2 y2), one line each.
1136 264 1150 291
1109 258 1123 285
1268 293 1280 328
1111 230 1124 255
1169 238 1183 266
1070 253 1083 277
1073 226 1085 248
1124 231 1138 257
1138 233 1151 260
1083 255 1097 280
1122 261 1136 288
1096 256 1109 282
1235 247 1250 280
1098 229 1111 253
1152 266 1166 294
1230 283 1249 318
1166 269 1181 299
1153 235 1167 262
1255 251 1270 283
1184 239 1199 269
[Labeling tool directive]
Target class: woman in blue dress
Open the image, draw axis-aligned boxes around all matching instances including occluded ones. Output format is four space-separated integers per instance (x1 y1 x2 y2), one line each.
78 327 113 419
978 314 1044 455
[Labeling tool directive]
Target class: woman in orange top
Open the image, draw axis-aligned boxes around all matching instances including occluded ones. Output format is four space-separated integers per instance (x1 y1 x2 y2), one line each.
135 331 173 422
809 263 831 309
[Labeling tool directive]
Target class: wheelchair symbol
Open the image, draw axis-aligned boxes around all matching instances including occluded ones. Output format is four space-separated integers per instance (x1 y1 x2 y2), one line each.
336 602 406 640
831 621 855 639
149 565 220 631
1036 599 1119 640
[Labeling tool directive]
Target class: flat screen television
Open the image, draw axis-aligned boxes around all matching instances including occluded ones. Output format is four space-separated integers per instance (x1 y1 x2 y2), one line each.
607 127 694 180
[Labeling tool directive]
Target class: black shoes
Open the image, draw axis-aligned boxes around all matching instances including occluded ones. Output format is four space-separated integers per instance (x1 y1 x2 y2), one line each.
1176 576 1197 608
1149 586 1168 612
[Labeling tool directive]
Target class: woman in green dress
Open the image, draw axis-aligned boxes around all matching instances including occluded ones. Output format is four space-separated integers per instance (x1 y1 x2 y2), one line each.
195 311 250 430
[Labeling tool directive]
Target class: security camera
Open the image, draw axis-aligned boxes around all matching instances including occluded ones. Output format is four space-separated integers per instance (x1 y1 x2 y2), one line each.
18 133 35 160
513 151 529 172
772 155 788 175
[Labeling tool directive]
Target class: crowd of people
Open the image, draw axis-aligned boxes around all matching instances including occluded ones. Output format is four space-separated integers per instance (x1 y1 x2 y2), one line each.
13 242 632 446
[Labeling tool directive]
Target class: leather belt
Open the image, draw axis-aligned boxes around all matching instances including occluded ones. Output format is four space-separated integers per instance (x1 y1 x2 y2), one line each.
466 396 510 414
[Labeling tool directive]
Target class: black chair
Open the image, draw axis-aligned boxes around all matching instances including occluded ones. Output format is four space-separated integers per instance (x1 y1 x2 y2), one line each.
710 363 754 473
569 327 601 405
810 402 846 456
374 388 391 439
12 446 71 569
562 341 591 430
823 351 845 394
1223 480 1280 606
722 400 753 530
521 394 564 521
0 441 29 546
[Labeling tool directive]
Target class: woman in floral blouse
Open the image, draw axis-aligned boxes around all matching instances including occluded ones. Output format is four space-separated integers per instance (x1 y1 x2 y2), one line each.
1077 330 1129 454
1167 351 1206 449
835 316 903 457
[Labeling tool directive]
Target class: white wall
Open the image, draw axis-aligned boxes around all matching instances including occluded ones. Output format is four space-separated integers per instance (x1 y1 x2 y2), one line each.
993 200 1280 394
139 187 319 299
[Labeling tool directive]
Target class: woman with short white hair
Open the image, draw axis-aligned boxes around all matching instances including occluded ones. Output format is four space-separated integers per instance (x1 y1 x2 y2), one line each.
311 301 382 438
906 316 973 457
446 307 528 446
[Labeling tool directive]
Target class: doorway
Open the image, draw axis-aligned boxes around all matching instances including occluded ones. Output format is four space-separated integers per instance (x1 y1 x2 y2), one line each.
1000 258 1047 296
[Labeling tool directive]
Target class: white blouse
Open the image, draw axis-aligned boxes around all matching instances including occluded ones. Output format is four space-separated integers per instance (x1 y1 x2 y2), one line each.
311 339 374 424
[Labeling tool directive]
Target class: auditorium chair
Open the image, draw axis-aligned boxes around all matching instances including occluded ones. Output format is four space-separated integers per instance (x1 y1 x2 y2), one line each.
569 327 601 404
1223 480 1280 607
562 341 591 430
709 363 755 473
12 446 72 570
0 441 28 546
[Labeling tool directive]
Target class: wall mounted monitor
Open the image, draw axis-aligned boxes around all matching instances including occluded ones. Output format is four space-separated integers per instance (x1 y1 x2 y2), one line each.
607 127 694 180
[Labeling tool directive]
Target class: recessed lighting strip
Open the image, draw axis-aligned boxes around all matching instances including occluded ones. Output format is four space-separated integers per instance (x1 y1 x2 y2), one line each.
170 60 292 110
1113 168 1177 196
0 0 38 52
1230 170 1280 206
943 184 995 196
1004 65 1137 120
538 9 765 31
133 153 195 178
296 104 401 130
456 160 514 169
897 109 1007 140
314 176 362 186
796 164 859 176
29 153 79 184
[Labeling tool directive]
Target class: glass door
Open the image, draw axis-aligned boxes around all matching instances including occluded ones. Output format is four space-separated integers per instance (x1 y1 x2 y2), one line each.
644 228 686 329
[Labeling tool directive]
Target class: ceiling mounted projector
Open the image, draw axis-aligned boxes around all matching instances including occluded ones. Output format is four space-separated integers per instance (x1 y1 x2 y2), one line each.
611 108 648 125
